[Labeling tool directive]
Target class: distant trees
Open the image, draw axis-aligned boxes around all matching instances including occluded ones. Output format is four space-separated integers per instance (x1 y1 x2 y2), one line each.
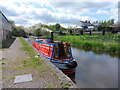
43 23 66 32
12 26 27 37
10 22 67 37
33 28 50 37
33 29 41 36
93 19 114 27
45 25 56 31
9 20 14 24
93 19 114 31
12 27 18 36
55 23 61 31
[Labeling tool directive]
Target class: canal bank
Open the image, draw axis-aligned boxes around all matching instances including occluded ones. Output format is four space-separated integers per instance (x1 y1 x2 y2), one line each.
2 37 77 88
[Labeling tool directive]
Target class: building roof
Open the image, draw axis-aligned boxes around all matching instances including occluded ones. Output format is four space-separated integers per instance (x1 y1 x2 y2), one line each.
75 26 83 29
110 23 120 27
80 21 90 23
0 11 10 23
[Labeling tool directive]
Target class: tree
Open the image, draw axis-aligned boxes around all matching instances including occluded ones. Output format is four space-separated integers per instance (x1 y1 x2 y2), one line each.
9 20 14 24
55 23 61 31
12 25 26 37
94 19 114 27
18 29 26 37
111 19 114 25
60 27 67 31
12 27 19 36
34 29 41 36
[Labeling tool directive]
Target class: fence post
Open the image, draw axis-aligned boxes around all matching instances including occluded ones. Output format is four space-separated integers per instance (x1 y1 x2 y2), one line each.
51 32 54 40
80 30 83 35
89 30 92 35
102 30 105 35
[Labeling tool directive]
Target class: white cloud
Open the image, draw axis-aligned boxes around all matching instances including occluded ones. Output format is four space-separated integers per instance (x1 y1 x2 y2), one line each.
0 0 119 27
109 8 118 22
96 9 109 14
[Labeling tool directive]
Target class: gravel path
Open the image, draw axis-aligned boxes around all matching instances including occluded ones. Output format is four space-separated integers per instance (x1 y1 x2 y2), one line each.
2 38 62 88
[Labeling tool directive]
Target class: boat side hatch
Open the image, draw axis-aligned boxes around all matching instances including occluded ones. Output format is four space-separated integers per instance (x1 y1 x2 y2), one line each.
58 44 66 58
53 43 68 59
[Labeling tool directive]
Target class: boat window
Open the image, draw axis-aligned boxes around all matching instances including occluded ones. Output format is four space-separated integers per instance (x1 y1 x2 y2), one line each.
68 47 71 56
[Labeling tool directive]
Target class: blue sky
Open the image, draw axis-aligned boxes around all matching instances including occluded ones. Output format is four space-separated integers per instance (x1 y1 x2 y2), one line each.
0 0 119 27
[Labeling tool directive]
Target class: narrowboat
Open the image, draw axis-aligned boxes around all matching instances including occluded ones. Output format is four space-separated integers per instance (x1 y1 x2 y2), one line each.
30 35 77 76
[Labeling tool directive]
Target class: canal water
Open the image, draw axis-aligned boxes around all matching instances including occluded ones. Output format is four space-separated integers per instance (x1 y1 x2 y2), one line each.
71 47 119 88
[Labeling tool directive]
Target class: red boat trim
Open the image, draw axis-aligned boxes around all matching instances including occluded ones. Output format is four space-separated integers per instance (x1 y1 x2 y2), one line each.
61 68 75 74
62 68 75 71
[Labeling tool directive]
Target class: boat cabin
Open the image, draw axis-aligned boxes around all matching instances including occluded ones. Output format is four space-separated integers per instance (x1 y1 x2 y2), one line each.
32 37 73 62
53 42 72 60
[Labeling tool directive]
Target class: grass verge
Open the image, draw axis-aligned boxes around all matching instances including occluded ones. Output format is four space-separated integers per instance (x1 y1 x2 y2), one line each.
61 82 70 88
19 37 43 67
46 83 55 88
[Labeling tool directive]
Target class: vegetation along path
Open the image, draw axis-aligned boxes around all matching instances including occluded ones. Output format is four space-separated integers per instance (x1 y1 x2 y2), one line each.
2 37 64 88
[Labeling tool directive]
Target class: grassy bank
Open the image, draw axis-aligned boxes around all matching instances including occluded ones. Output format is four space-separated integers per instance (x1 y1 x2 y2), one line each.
54 34 120 52
19 37 44 67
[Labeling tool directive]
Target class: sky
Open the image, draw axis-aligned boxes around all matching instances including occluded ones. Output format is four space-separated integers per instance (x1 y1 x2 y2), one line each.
0 0 119 28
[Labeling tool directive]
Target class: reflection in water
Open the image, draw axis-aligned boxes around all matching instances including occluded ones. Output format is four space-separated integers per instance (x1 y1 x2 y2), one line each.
67 72 76 83
76 46 120 59
71 47 119 88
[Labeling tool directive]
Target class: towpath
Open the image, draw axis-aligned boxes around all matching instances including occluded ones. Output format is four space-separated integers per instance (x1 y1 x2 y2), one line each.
1 38 62 88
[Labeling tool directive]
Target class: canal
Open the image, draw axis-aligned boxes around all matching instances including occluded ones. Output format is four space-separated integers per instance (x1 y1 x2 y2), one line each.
71 47 119 88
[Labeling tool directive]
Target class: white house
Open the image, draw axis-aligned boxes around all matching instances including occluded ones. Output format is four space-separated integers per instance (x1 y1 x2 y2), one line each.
93 23 103 31
80 21 92 27
74 21 94 32
74 26 83 33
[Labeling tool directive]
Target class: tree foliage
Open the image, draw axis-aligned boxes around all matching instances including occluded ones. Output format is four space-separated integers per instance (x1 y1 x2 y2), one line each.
43 23 66 31
9 20 14 24
93 19 114 31
33 29 41 36
55 23 61 31
33 28 50 37
93 19 114 27
12 25 27 37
